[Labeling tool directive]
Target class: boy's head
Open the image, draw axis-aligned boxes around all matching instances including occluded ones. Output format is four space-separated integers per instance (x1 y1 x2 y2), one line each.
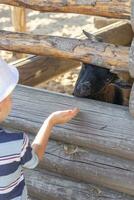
0 58 19 122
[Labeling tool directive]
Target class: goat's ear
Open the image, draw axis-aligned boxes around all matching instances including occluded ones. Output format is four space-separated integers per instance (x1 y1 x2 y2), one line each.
82 30 103 42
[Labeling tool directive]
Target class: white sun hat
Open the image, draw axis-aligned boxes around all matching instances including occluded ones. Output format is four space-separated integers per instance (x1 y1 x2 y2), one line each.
0 58 19 102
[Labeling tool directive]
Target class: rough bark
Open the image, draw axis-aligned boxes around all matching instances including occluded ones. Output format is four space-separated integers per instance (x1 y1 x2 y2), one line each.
0 0 130 19
0 30 129 72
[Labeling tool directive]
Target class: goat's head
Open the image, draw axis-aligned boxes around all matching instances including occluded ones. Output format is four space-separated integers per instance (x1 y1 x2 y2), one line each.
73 63 117 98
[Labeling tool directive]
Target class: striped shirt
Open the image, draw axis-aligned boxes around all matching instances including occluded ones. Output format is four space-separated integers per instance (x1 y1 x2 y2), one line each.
0 127 39 200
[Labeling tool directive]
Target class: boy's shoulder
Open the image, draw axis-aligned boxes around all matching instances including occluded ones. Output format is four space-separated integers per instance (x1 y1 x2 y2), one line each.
0 127 24 143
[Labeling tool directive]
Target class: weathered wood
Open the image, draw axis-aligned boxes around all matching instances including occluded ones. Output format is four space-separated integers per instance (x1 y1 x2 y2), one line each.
2 85 134 161
85 20 133 85
129 0 134 117
25 169 134 200
128 46 134 117
11 6 26 59
128 39 134 116
129 84 134 116
5 124 134 197
83 22 133 106
94 20 133 46
94 17 119 29
129 39 134 78
11 6 26 32
37 139 134 196
11 21 132 86
131 0 134 31
0 30 129 72
10 55 80 86
0 0 130 19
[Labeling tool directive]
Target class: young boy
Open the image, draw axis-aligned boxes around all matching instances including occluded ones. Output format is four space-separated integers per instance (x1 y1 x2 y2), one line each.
0 58 79 200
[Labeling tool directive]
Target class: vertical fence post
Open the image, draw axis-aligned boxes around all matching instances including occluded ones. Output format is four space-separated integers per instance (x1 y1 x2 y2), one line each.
11 6 26 58
128 0 134 116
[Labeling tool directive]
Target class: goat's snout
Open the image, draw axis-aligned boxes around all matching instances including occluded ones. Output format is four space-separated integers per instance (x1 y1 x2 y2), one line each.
74 81 91 97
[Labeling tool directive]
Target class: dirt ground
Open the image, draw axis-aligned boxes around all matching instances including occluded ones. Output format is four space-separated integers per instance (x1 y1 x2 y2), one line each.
0 5 97 94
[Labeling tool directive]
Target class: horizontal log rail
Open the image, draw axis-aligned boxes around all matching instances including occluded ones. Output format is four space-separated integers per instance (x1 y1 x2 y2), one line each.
26 169 134 199
2 85 134 161
3 85 134 196
93 20 133 46
10 55 80 86
0 30 129 72
39 140 134 196
0 0 130 19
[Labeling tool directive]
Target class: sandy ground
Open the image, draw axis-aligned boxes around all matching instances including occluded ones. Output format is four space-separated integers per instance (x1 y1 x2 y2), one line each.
0 5 97 94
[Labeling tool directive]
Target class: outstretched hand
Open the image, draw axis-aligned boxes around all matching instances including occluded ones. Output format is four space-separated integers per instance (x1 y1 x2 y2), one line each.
48 108 80 126
32 108 80 160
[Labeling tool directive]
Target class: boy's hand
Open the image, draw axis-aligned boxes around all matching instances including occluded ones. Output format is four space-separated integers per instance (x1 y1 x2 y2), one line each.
33 108 79 160
48 108 80 126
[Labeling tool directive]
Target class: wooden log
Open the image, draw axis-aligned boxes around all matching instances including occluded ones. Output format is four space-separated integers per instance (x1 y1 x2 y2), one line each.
129 84 134 116
2 85 134 161
0 30 129 72
11 7 26 32
84 21 133 106
11 6 26 59
129 39 134 78
93 20 133 46
94 16 119 29
7 122 134 197
5 126 134 197
94 20 134 97
83 20 133 82
25 169 134 200
11 21 133 86
0 0 130 19
37 139 134 196
10 55 80 86
131 0 134 32
11 21 132 86
128 0 134 117
128 39 134 116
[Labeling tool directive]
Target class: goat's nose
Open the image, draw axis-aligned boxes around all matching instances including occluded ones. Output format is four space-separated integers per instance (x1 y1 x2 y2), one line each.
76 81 91 96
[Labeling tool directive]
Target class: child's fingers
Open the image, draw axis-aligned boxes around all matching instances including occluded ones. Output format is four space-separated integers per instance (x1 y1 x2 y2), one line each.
70 108 80 114
73 108 80 114
66 108 80 117
64 108 78 114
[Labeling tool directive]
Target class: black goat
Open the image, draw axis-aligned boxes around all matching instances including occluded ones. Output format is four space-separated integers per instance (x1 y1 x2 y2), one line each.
73 63 132 105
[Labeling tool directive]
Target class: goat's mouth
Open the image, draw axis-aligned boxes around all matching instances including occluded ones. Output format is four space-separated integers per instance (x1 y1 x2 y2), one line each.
73 81 92 97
